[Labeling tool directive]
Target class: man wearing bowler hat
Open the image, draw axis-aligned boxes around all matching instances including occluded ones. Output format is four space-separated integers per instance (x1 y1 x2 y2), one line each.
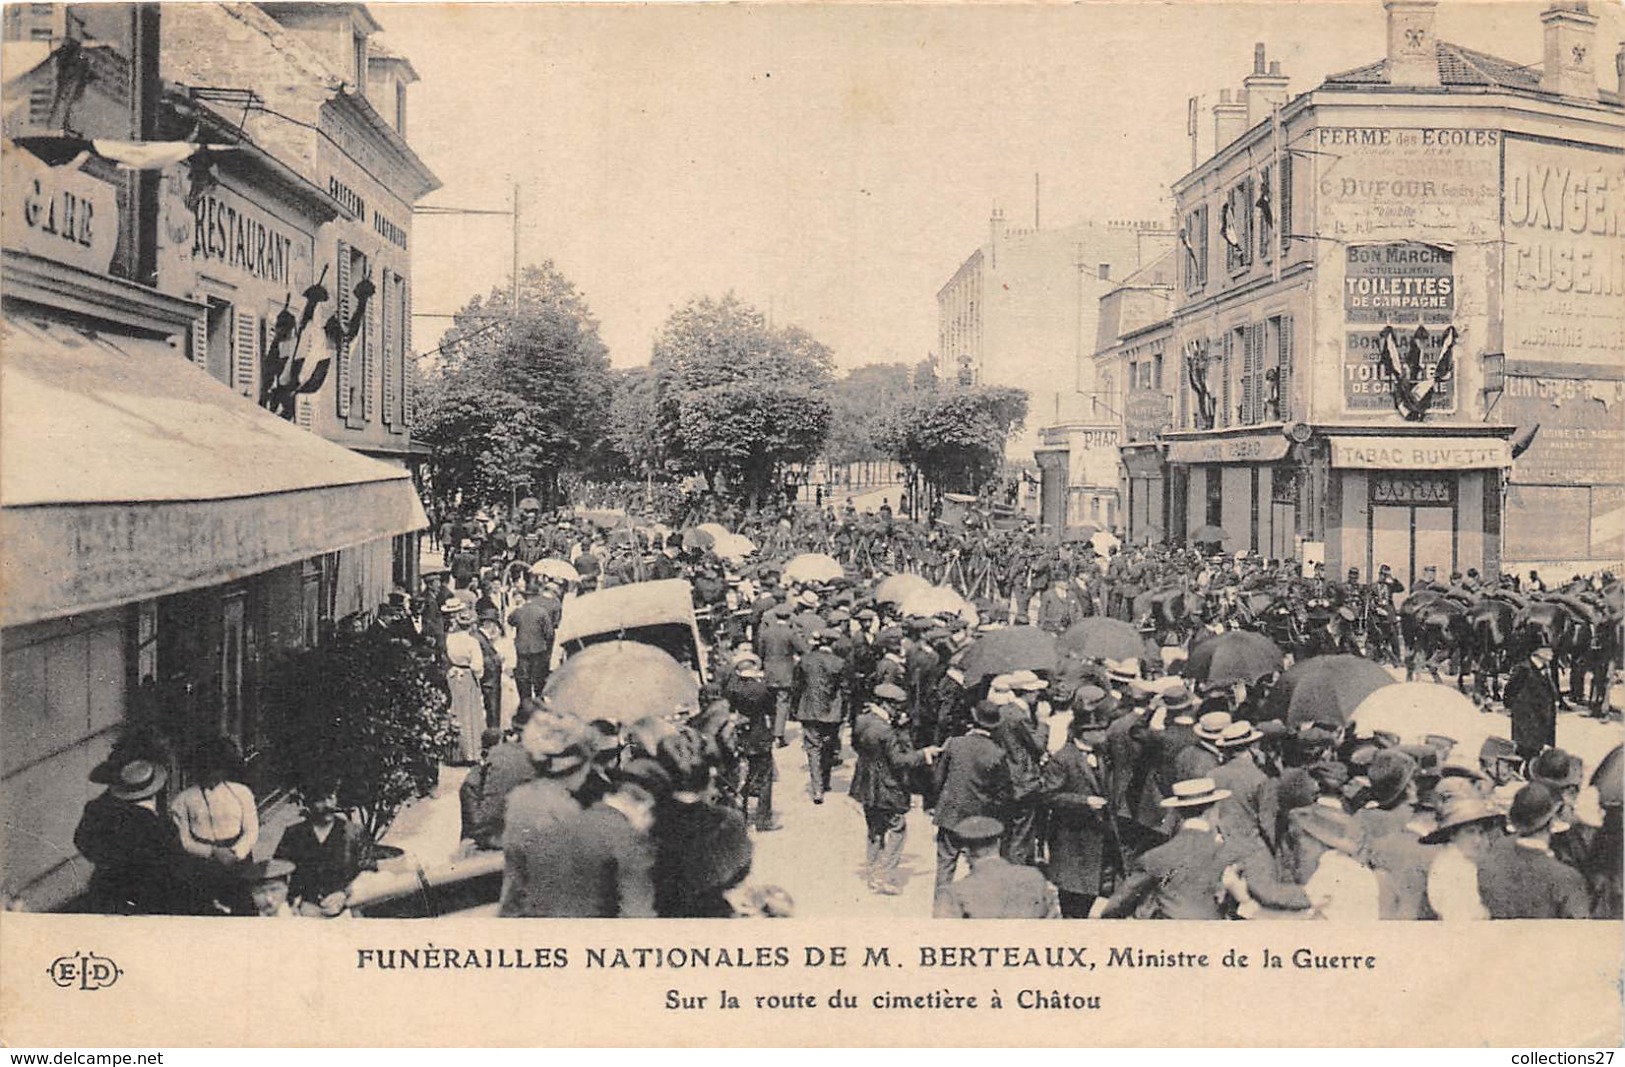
1477 782 1590 919
932 700 1013 889
932 817 1052 919
1039 702 1114 918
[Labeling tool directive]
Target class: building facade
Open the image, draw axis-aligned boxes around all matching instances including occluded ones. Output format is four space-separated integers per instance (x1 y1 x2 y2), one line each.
0 2 437 910
1145 3 1622 586
935 210 1174 526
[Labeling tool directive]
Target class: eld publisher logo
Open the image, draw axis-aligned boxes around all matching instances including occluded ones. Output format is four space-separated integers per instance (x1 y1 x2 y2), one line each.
48 951 122 991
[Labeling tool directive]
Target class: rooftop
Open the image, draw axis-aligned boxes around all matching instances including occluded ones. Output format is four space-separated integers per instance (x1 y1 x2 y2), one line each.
1323 40 1622 105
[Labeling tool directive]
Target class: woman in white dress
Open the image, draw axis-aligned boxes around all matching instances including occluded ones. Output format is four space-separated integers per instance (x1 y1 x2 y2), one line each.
170 735 259 912
443 599 486 764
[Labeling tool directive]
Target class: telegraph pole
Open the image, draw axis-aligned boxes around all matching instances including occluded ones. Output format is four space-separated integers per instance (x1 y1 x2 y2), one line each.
511 183 521 317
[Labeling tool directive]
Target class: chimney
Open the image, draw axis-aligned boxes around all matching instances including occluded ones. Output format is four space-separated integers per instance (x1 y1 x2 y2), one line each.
1244 45 1290 127
1212 89 1248 152
1541 2 1600 101
1384 0 1440 88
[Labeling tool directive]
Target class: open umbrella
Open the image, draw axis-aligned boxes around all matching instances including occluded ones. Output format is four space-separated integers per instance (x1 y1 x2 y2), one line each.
678 526 719 550
542 641 699 724
897 584 969 619
1265 654 1396 729
530 558 580 583
1181 630 1284 686
1189 524 1232 546
1593 744 1622 808
783 552 845 584
1348 682 1491 753
1058 616 1148 662
1091 530 1121 556
874 573 931 605
712 533 756 562
695 522 731 541
518 497 542 512
958 626 1060 683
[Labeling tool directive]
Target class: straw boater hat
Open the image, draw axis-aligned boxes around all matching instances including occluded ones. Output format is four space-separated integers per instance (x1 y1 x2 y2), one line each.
108 759 168 802
1161 777 1231 809
1193 711 1233 742
1102 657 1141 683
1006 669 1049 692
1216 720 1264 749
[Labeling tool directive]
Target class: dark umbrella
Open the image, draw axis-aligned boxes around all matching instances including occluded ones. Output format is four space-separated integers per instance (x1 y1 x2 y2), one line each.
1181 630 1284 686
1057 616 1149 662
958 626 1061 683
542 641 699 724
1264 654 1397 728
1189 524 1232 546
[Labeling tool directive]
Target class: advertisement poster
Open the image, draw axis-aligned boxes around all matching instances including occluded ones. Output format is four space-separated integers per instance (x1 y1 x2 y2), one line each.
1342 242 1457 412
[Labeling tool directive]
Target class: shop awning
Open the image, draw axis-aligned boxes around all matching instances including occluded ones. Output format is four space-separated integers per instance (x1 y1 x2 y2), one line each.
1329 436 1512 470
1 317 428 628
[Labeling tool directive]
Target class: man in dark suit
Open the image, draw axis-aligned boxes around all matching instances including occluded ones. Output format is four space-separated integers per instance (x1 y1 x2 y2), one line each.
1040 706 1113 917
1504 645 1558 762
1100 778 1232 919
794 631 846 803
758 606 803 748
726 657 781 832
933 817 1053 918
905 628 945 748
850 683 937 894
473 612 505 730
508 586 556 700
1478 782 1590 919
499 710 655 917
932 701 1013 889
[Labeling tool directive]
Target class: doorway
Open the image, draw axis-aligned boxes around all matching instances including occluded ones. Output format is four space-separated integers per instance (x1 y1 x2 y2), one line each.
1370 503 1456 591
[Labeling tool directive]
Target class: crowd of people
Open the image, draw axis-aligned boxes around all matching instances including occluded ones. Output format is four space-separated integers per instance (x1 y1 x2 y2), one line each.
65 481 1621 920
417 484 1621 921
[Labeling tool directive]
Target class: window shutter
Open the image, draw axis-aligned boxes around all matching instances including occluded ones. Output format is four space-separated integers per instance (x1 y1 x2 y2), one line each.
399 277 411 430
335 241 352 417
1198 206 1210 286
1278 316 1294 421
1245 323 1260 424
380 272 394 427
234 309 258 398
363 272 377 422
1220 331 1233 428
1280 153 1293 253
190 312 208 366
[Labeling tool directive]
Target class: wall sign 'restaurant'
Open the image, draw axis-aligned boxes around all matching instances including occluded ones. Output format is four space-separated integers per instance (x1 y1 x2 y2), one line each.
1 151 118 276
191 192 296 284
1329 436 1510 470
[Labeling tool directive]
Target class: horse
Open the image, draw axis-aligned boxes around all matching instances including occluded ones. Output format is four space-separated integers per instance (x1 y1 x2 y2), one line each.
1458 591 1522 703
1399 590 1469 684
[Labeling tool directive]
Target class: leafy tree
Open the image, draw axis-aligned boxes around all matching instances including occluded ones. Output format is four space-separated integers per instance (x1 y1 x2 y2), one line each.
607 365 666 479
415 263 613 509
648 294 833 501
825 362 917 467
262 628 456 841
879 385 1029 496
